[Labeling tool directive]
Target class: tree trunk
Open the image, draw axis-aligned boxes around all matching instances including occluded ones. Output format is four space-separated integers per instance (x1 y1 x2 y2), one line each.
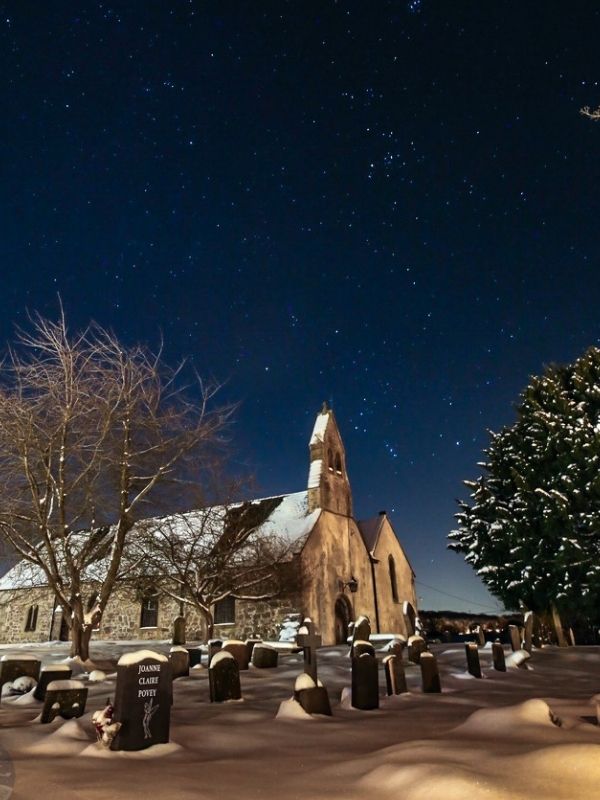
200 608 214 642
550 603 568 648
70 617 93 661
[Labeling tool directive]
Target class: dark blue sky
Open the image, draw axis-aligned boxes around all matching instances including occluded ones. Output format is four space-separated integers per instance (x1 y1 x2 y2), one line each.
1 2 599 612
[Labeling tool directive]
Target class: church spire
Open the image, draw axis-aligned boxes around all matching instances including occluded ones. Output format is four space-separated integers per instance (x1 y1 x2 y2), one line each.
307 403 352 515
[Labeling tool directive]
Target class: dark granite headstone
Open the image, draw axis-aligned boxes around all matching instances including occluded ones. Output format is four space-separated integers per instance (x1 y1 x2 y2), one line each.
351 652 379 710
34 664 72 701
111 650 171 751
294 683 332 716
209 651 241 702
0 656 41 698
353 640 376 658
522 612 534 653
383 654 407 695
420 652 441 693
186 647 203 668
41 680 88 724
296 619 322 683
492 641 506 672
172 615 186 646
465 643 482 678
408 635 427 664
169 646 190 679
245 638 262 663
207 639 223 667
252 644 278 668
508 624 521 652
403 602 417 637
222 640 250 671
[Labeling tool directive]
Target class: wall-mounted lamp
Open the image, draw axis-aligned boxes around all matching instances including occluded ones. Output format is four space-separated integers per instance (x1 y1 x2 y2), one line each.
342 576 359 594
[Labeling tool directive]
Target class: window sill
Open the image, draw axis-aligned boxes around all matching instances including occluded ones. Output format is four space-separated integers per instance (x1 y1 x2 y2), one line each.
139 626 159 630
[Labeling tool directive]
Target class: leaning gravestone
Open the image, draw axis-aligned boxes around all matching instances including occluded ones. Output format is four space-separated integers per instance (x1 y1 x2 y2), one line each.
207 639 223 667
353 640 376 658
508 624 521 652
403 601 417 637
522 612 534 654
222 640 250 671
351 651 379 710
34 664 72 701
420 652 441 693
492 641 506 672
252 644 278 669
172 615 186 646
111 650 171 751
209 651 241 702
383 654 407 695
0 655 41 698
408 635 427 664
170 646 190 679
41 679 88 724
465 643 482 678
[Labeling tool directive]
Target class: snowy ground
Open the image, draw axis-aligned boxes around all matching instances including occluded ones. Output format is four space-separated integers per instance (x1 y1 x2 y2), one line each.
0 639 599 799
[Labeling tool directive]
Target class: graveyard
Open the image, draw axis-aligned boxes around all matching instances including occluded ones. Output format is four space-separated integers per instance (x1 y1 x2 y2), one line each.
0 623 599 800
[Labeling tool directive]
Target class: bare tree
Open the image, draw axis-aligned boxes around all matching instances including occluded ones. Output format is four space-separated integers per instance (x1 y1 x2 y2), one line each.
0 311 231 660
580 105 600 121
131 492 299 640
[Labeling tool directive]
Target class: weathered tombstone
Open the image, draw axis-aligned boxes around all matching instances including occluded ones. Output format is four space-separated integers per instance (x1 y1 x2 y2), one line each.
408 635 427 664
296 619 321 683
209 651 241 702
351 652 379 710
508 624 521 652
420 652 441 693
492 641 506 672
403 601 417 637
353 640 376 658
172 615 186 646
186 647 203 668
383 654 407 695
111 650 171 751
294 674 332 716
222 640 250 671
465 643 482 678
353 615 371 643
245 638 262 663
0 655 41 698
34 664 72 701
207 639 223 667
41 679 88 724
522 611 534 653
386 637 407 660
252 644 278 669
169 646 190 679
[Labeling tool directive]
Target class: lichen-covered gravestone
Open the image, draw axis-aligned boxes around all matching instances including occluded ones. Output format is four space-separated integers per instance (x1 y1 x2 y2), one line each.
383 654 407 695
172 615 186 646
170 646 190 679
222 640 250 671
465 642 482 678
420 652 441 693
0 655 41 699
252 644 278 669
34 664 72 701
351 651 379 710
41 679 88 724
492 641 506 672
110 650 171 751
209 651 241 702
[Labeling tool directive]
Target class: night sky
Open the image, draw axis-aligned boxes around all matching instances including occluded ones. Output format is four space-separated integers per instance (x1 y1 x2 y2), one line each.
1 2 599 613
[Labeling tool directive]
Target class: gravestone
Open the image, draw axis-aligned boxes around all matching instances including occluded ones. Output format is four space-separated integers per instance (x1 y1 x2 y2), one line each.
294 674 332 716
252 644 278 669
408 635 427 664
169 646 190 679
209 651 241 702
420 652 441 693
245 638 262 663
353 615 371 643
522 612 534 653
351 652 379 710
0 655 41 698
296 619 321 683
207 639 223 667
222 640 250 671
172 615 186 646
110 650 171 751
34 664 72 701
475 626 486 647
508 625 521 652
403 601 417 637
353 640 375 658
568 627 576 647
41 679 88 724
186 647 203 668
386 637 406 660
383 654 407 695
492 641 506 672
465 643 482 678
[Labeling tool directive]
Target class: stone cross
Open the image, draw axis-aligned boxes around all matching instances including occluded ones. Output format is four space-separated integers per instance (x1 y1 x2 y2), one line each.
296 618 321 684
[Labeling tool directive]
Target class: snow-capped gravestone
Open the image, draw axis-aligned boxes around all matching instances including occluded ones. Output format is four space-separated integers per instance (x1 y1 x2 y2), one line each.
207 639 223 667
508 625 521 652
419 652 441 693
34 664 72 701
209 651 241 702
408 635 427 664
41 679 88 724
353 640 375 658
350 616 371 655
110 650 171 752
297 618 321 683
522 612 534 654
172 615 186 646
403 601 417 637
223 640 250 671
252 644 278 669
170 646 190 679
492 641 506 672
465 643 482 678
245 638 262 662
0 655 41 698
386 637 406 659
351 651 379 710
383 654 407 695
293 673 332 716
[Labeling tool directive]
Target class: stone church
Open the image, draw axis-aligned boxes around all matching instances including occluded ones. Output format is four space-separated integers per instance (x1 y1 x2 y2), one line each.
0 404 417 646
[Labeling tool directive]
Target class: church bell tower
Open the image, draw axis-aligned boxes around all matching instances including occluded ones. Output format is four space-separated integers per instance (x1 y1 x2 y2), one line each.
307 402 352 516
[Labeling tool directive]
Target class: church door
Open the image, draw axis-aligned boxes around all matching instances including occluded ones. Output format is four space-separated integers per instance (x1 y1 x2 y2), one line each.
334 595 353 644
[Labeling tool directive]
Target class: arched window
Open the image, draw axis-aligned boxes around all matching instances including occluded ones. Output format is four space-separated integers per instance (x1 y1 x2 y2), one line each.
24 604 39 632
327 448 334 472
214 595 236 625
388 555 399 603
335 452 342 474
140 592 159 628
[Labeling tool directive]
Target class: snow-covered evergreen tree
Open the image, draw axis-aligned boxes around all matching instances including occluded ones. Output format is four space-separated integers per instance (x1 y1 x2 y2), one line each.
449 347 600 618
